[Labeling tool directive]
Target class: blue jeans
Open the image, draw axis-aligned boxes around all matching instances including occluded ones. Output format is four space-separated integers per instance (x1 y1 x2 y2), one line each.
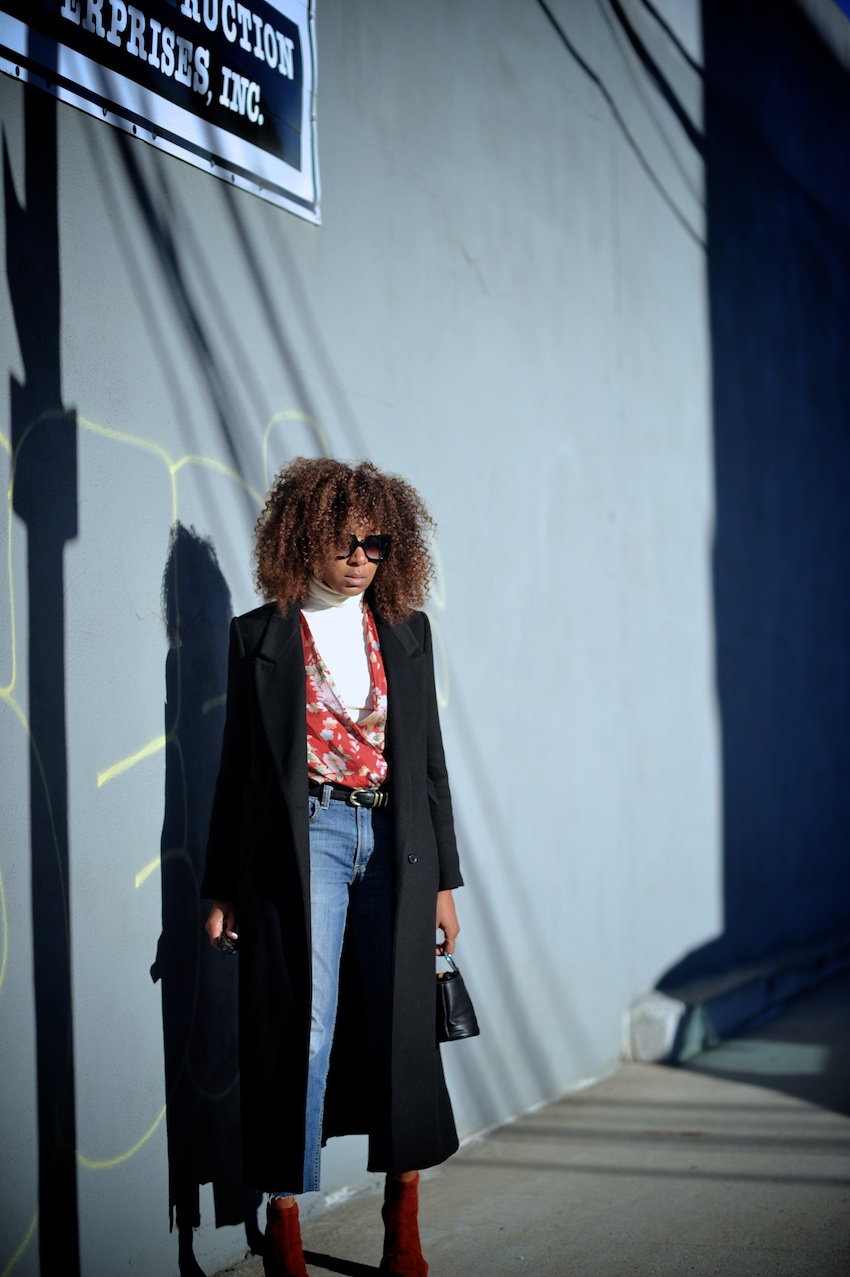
274 787 393 1195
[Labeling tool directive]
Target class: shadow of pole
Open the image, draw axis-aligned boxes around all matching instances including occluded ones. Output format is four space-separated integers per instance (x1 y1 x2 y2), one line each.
6 82 81 1275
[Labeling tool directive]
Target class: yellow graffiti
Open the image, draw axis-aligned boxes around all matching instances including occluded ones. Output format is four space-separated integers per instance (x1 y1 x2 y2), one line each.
134 856 161 890
85 408 326 793
0 413 280 700
0 1208 38 1277
97 734 167 788
77 416 266 526
77 418 173 481
76 1104 167 1170
263 410 330 489
170 452 264 506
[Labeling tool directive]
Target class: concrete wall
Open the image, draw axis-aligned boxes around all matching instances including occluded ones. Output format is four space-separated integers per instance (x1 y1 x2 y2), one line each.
1 1 846 1274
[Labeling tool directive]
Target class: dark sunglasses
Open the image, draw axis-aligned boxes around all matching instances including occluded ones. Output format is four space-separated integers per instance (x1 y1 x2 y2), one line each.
334 533 392 563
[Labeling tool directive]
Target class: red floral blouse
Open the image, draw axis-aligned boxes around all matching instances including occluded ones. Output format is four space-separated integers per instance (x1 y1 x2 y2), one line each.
300 603 388 789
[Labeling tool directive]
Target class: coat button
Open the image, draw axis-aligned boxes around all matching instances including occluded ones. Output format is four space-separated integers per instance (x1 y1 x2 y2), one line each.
408 854 418 864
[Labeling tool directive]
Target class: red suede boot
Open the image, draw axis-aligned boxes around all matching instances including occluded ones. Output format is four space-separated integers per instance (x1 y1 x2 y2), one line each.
379 1173 428 1276
263 1198 308 1277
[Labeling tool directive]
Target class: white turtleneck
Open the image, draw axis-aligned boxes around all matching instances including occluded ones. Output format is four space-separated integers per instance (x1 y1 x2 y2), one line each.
301 577 373 720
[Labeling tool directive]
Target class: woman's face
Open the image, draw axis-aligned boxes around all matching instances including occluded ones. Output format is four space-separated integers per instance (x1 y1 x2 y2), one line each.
317 524 382 597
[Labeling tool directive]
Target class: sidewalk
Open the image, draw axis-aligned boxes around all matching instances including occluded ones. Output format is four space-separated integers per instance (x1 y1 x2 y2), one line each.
215 971 850 1277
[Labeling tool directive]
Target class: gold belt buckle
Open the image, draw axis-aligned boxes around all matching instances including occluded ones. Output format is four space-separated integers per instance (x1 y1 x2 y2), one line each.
350 789 386 809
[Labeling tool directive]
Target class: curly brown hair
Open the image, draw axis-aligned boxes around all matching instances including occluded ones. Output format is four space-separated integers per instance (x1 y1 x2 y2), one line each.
254 457 435 624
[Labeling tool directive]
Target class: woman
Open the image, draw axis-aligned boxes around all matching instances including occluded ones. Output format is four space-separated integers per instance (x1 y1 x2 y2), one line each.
202 457 463 1277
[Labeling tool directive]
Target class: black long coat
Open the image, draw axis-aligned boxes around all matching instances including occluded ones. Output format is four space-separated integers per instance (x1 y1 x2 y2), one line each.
201 601 463 1191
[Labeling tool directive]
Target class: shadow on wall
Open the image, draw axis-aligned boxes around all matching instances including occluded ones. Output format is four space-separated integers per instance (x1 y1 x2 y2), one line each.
5 81 81 1276
152 523 263 1277
660 0 850 990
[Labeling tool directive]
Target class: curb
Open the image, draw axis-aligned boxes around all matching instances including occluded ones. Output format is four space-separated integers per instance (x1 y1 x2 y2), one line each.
622 934 850 1063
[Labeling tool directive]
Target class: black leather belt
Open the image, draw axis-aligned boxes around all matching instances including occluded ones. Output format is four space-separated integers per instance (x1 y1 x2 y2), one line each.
308 781 390 809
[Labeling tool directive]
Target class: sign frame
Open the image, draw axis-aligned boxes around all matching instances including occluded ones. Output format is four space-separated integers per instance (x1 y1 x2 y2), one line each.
0 1 320 223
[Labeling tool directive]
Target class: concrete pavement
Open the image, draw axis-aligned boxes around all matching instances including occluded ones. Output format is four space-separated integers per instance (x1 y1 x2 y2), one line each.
214 972 850 1276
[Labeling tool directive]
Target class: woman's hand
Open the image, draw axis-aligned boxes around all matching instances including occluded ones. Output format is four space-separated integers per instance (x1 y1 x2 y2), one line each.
436 889 460 955
205 900 237 948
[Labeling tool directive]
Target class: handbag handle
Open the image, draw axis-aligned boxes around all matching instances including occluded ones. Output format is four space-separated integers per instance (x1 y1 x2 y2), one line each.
436 944 458 974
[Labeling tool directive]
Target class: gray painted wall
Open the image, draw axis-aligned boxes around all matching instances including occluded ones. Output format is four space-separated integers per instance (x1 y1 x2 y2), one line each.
2 2 847 1274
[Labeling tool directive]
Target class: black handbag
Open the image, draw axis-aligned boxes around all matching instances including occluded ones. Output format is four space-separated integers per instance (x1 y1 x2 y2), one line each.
436 947 480 1043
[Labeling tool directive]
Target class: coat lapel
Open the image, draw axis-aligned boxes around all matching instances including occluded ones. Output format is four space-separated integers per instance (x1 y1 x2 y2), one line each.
375 614 423 858
254 607 310 888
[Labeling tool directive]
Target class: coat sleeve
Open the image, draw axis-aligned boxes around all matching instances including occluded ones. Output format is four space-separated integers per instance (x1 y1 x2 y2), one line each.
422 613 464 892
201 617 249 902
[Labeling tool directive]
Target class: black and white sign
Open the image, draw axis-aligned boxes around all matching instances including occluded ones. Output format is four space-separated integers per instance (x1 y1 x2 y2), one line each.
0 0 319 221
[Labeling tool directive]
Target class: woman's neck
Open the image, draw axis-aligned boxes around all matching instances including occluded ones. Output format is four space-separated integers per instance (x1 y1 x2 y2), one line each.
304 576 363 610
